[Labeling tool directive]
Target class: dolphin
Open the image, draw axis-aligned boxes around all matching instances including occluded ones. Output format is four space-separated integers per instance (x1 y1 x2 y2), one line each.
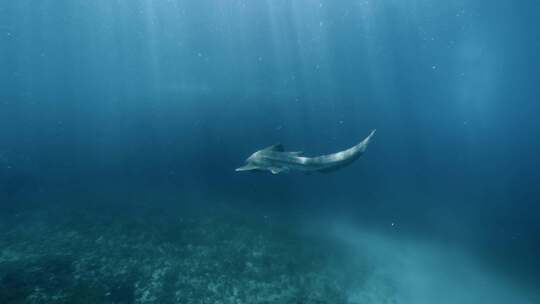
236 129 376 174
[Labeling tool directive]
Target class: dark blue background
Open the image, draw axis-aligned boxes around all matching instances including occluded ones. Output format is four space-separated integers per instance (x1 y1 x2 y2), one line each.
1 0 539 283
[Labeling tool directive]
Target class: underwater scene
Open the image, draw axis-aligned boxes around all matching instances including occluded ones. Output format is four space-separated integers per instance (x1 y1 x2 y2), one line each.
1 1 539 303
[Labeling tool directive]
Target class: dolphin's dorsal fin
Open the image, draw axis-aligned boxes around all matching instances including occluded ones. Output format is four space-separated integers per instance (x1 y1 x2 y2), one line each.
263 143 284 152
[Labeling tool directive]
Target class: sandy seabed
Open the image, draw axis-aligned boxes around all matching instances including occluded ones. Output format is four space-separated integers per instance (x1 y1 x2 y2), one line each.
0 202 537 304
0 205 377 304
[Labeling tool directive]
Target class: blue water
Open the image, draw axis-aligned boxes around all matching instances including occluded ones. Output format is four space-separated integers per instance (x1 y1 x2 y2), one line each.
1 1 539 303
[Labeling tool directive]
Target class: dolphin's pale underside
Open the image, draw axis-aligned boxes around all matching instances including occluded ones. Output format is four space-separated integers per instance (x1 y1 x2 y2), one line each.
236 129 376 174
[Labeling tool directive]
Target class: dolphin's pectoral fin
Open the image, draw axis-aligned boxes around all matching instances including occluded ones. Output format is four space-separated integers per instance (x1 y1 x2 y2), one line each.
235 164 260 172
263 143 284 152
269 167 289 174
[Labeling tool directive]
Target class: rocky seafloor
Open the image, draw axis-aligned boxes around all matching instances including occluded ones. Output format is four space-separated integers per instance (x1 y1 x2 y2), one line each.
0 203 392 304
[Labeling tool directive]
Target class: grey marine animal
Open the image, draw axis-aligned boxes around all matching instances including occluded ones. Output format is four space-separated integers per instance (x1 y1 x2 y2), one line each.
236 129 376 174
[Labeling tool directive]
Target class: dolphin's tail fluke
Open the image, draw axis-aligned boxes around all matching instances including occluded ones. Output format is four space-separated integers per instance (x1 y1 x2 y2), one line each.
356 129 376 153
365 129 376 143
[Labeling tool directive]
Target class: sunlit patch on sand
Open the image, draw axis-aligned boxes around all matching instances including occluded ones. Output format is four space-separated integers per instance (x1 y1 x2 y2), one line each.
330 222 536 304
